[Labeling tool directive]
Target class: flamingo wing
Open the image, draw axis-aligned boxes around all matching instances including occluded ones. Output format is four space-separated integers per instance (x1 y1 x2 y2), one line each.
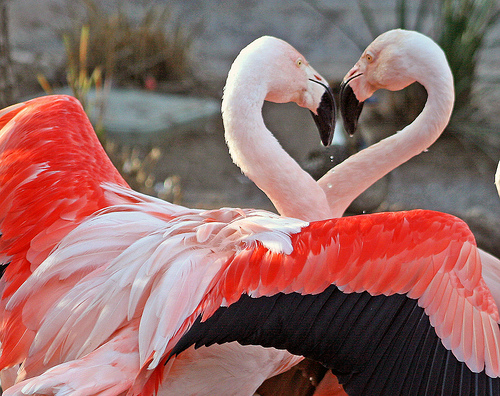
0 95 129 368
2 321 141 396
124 209 500 393
3 203 246 377
163 211 500 396
190 210 500 374
171 283 500 396
0 95 128 290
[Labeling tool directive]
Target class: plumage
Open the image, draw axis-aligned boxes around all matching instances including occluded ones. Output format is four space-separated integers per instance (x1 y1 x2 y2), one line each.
171 286 500 396
0 96 130 376
7 201 498 395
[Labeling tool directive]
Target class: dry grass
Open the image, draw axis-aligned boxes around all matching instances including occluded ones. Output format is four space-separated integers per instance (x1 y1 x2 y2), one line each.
61 0 196 87
40 1 195 200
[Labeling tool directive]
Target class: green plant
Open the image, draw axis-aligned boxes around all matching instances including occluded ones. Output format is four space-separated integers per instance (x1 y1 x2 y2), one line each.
356 0 435 42
62 1 196 87
437 0 500 115
63 25 104 116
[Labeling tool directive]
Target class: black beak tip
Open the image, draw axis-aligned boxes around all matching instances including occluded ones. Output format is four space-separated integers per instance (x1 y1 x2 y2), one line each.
339 80 364 136
311 88 336 147
321 131 333 147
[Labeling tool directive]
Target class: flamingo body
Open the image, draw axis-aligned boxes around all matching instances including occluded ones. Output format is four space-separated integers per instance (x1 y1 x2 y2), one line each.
5 191 500 395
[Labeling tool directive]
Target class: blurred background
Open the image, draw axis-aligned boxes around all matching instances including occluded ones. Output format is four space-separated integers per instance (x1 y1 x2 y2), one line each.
1 0 500 394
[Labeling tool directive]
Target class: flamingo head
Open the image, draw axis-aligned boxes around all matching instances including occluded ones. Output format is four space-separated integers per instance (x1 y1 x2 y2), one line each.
266 44 337 146
340 29 438 135
238 36 336 146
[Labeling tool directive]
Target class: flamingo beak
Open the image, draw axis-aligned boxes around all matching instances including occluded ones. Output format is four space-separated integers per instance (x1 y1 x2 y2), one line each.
309 81 336 147
339 75 364 136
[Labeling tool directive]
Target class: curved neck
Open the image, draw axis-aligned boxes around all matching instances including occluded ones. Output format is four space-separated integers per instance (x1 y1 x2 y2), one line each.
319 69 454 218
223 67 332 222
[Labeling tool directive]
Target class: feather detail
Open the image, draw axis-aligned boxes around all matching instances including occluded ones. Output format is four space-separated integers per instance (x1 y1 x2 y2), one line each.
0 95 130 369
6 204 302 378
3 322 140 396
202 210 500 377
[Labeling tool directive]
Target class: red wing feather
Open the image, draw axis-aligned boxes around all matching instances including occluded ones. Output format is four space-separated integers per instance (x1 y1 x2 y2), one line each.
0 95 127 279
0 95 129 368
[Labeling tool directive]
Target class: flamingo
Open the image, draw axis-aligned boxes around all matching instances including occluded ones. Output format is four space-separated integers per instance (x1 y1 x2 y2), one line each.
316 29 500 323
298 28 500 395
1 35 500 396
0 36 337 394
496 161 500 197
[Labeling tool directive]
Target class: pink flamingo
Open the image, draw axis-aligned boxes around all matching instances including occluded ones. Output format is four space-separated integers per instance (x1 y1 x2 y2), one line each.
318 28 500 317
308 27 500 395
496 161 500 197
0 36 335 394
1 32 499 396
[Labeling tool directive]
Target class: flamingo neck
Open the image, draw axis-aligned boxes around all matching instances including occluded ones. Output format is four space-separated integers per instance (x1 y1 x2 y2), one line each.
319 66 454 218
222 67 332 222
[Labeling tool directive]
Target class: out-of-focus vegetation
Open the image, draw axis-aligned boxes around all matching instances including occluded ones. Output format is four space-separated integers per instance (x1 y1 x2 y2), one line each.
0 2 15 108
61 0 196 88
38 25 105 138
437 0 500 158
438 0 500 116
104 141 183 204
39 0 199 130
61 25 103 114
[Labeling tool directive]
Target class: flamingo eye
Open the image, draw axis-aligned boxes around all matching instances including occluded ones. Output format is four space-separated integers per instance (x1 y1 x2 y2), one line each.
297 59 303 66
366 53 374 62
